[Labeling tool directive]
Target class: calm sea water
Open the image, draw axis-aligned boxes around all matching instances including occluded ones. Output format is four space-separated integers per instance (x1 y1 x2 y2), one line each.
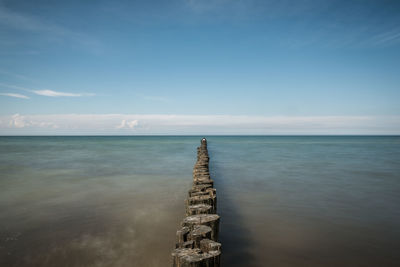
0 136 399 267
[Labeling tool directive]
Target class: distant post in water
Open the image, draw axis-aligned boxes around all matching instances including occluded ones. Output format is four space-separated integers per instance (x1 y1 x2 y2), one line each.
171 138 221 266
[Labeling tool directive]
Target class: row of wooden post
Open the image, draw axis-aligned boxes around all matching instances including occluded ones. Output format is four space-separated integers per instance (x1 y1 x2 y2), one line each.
171 138 221 266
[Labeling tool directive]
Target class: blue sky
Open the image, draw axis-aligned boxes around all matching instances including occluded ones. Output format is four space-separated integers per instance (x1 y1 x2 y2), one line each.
0 0 399 134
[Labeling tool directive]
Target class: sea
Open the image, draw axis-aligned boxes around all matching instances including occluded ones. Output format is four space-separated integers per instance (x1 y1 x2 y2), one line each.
0 136 399 267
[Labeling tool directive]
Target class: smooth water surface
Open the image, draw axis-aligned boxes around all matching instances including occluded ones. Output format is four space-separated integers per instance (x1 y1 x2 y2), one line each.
209 136 400 267
1 136 400 266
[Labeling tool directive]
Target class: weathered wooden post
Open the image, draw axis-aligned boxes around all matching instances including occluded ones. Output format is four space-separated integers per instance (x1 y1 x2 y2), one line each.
171 138 221 266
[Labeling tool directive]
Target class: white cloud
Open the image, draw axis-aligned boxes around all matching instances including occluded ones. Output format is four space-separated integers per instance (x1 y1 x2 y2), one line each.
116 119 139 129
9 114 28 128
7 114 58 129
33 90 94 97
0 114 399 135
0 92 29 99
0 83 94 97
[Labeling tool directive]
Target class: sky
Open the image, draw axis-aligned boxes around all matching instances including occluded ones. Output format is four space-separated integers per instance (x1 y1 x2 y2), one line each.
0 0 399 135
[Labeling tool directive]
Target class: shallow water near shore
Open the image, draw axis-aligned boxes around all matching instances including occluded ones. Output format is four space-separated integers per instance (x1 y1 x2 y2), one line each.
1 136 399 266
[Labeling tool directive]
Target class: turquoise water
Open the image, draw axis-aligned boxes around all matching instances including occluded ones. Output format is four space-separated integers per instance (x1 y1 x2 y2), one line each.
0 136 399 266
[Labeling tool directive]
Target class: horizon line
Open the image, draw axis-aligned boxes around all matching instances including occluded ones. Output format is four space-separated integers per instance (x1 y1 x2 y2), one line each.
1 134 399 137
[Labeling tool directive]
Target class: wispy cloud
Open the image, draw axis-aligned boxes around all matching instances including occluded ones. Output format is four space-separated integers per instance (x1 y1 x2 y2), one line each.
0 4 54 32
1 114 399 135
0 82 29 91
0 83 94 97
0 5 101 50
33 90 94 97
367 28 400 47
182 0 400 48
0 69 37 82
0 92 29 99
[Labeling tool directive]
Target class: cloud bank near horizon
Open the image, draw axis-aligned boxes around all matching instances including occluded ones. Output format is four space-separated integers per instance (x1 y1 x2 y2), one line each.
0 114 399 135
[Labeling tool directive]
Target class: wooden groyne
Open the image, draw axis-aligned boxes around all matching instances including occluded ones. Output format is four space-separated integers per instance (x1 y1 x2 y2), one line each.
171 138 221 266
